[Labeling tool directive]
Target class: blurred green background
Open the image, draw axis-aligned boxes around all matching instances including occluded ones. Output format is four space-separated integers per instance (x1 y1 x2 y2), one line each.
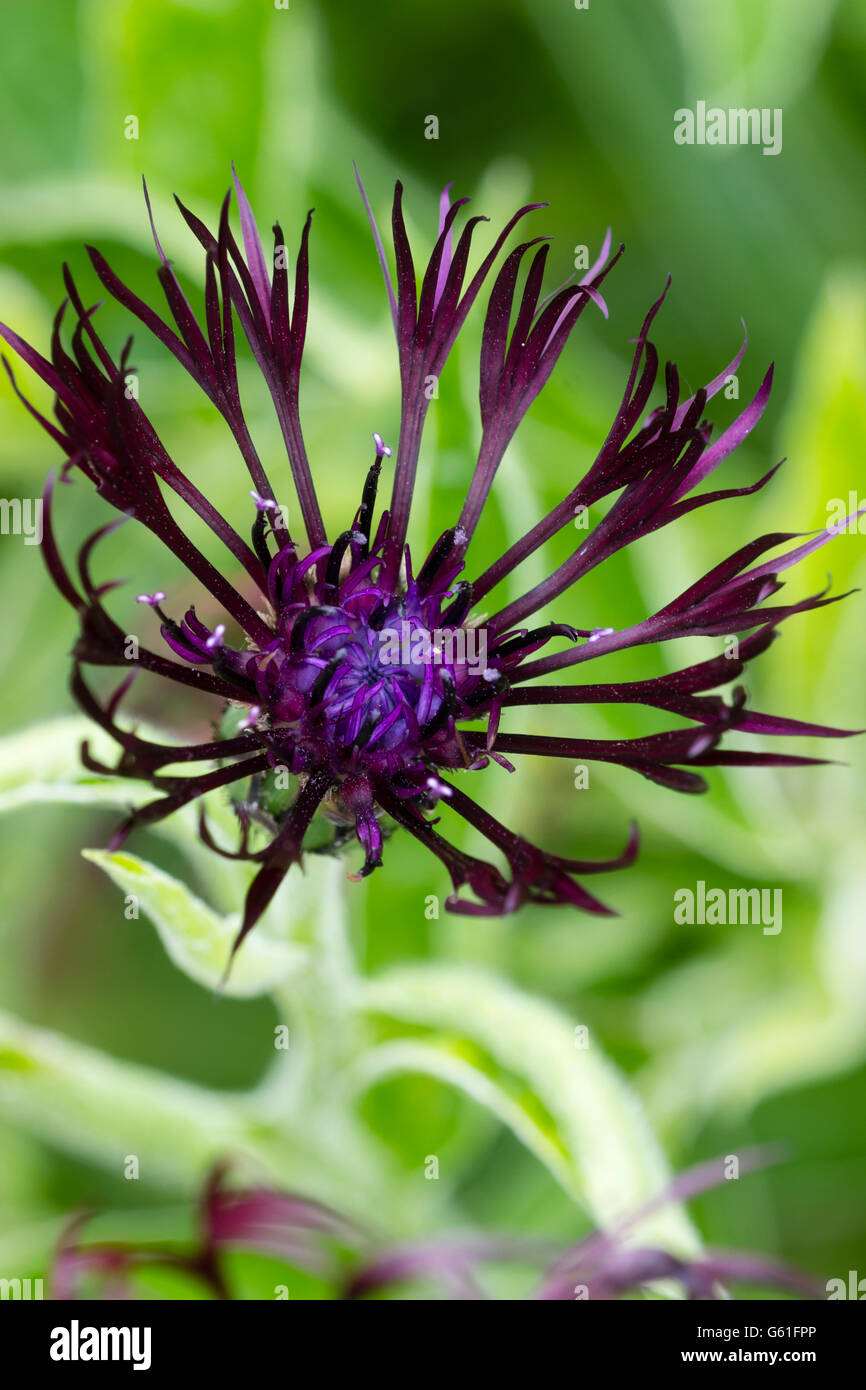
0 0 865 1297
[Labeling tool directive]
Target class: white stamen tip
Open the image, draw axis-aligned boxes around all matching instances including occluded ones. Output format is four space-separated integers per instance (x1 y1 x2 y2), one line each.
240 704 261 729
249 489 277 511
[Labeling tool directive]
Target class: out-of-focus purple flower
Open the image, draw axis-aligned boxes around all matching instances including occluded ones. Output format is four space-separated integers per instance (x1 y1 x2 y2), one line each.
51 1164 364 1301
535 1152 820 1300
50 1155 820 1302
1 170 858 963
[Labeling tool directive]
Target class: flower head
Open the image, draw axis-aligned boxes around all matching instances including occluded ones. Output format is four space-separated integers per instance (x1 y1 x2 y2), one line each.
1 169 858 963
51 1153 819 1301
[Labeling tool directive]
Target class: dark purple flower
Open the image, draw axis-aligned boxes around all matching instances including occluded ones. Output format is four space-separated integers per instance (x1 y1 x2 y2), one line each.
50 1154 819 1301
1 169 858 963
534 1152 820 1301
51 1163 364 1301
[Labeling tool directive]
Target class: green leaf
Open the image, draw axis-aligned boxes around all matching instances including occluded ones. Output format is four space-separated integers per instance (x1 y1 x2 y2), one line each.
770 267 866 724
639 850 866 1132
82 849 310 999
0 717 137 812
0 1008 247 1189
356 964 700 1255
0 990 426 1226
0 716 252 910
352 1036 577 1193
